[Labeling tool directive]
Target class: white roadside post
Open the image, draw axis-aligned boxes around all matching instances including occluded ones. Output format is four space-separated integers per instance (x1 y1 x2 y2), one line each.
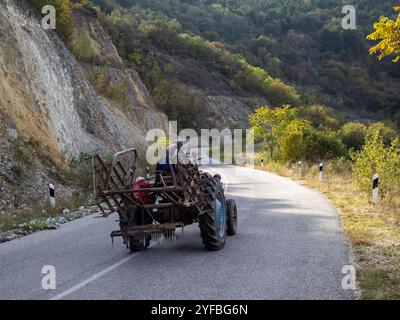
372 174 379 204
49 183 56 208
261 158 264 168
319 162 324 182
298 161 303 177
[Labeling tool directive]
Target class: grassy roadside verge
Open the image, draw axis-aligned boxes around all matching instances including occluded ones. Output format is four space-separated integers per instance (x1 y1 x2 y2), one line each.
0 191 97 243
0 152 93 239
251 157 400 300
0 148 150 241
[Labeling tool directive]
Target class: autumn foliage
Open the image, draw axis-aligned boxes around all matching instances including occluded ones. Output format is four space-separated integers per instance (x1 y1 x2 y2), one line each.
368 5 400 62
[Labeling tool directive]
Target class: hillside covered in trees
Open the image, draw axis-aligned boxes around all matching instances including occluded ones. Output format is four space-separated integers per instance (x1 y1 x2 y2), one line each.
26 0 400 163
91 0 400 126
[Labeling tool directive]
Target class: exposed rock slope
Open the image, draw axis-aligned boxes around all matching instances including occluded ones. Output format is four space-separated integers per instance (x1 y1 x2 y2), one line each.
0 0 167 213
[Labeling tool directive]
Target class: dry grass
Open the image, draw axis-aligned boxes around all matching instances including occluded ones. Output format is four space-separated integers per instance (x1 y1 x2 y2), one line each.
253 159 400 300
0 192 88 233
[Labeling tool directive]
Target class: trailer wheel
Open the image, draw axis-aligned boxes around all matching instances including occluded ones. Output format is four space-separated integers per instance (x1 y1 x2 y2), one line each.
226 199 238 236
199 178 227 250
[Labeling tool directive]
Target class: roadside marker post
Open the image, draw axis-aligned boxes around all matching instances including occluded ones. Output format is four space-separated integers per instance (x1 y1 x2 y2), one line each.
297 161 304 177
49 183 56 208
261 158 264 168
319 162 324 182
372 174 379 204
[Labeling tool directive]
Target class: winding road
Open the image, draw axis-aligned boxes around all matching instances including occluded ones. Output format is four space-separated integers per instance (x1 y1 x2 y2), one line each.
0 163 354 299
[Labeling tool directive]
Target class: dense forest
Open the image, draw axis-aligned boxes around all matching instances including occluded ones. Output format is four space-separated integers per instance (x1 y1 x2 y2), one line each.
35 0 400 128
90 0 400 124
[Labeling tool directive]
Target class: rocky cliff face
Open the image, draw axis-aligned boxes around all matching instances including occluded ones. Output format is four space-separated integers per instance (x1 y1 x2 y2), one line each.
0 0 168 213
73 8 167 140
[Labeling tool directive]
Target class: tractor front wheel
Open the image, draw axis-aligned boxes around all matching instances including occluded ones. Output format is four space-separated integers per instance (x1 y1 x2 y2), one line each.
129 233 151 252
226 199 238 236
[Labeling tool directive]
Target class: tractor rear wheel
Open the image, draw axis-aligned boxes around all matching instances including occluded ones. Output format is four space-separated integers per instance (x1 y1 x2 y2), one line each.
226 199 238 236
126 209 151 252
199 178 227 250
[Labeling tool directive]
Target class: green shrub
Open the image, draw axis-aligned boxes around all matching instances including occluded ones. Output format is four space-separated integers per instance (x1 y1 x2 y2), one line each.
303 127 346 161
152 80 207 130
249 105 299 159
66 153 92 189
71 29 98 62
368 122 398 146
351 129 400 201
329 157 353 175
89 67 129 106
340 122 368 151
300 105 341 130
278 119 309 162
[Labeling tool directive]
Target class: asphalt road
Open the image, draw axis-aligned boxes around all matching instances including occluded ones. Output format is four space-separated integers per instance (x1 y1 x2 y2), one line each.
0 164 355 299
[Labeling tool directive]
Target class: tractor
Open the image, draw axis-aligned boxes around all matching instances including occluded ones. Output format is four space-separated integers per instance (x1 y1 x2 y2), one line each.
91 142 238 251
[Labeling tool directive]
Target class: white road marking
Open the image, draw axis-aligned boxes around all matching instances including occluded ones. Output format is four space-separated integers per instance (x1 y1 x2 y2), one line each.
50 243 157 300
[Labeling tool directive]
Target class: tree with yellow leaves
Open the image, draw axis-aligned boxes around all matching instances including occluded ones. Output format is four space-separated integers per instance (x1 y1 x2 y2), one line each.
367 5 400 63
249 105 299 159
